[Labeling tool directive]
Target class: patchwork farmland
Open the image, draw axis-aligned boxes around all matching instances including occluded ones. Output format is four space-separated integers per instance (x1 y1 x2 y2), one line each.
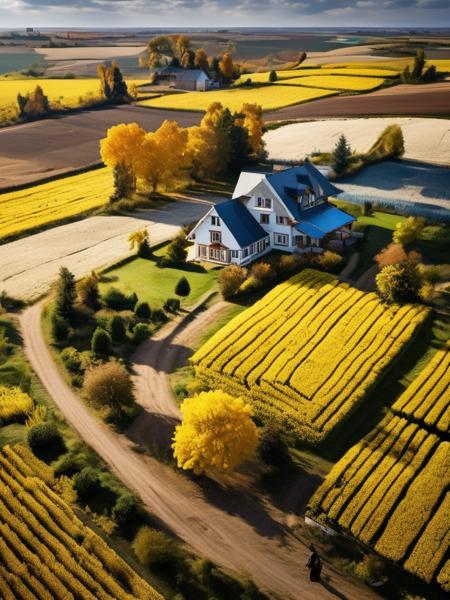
193 270 428 445
308 344 450 592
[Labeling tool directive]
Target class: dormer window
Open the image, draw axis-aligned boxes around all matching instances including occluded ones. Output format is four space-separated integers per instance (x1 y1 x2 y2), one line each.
256 197 271 209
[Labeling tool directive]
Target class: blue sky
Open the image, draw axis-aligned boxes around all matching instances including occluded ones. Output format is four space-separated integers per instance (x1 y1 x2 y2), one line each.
1 0 449 28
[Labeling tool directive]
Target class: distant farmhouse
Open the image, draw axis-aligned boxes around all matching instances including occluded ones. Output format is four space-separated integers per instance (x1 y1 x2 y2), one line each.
153 66 214 91
188 163 355 265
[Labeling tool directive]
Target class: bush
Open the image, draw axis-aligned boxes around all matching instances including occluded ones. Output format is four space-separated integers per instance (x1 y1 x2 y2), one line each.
103 287 137 311
73 467 100 498
134 301 151 320
276 254 299 275
151 309 168 324
175 276 190 297
165 235 187 264
0 385 33 423
60 347 83 374
376 262 422 304
27 421 64 452
131 323 150 343
250 261 276 286
91 327 112 356
112 494 139 527
137 238 152 259
393 217 426 247
258 424 290 467
368 124 405 159
133 526 179 569
51 312 69 342
77 274 100 310
83 361 135 417
269 70 277 82
219 265 246 299
109 314 127 343
318 250 343 273
163 298 181 313
54 453 82 477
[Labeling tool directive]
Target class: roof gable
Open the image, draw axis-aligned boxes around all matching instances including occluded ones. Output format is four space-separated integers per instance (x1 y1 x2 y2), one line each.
215 199 267 247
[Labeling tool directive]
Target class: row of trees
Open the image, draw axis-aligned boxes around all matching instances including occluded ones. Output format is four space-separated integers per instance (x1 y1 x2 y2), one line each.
100 101 265 200
141 34 239 83
401 49 437 84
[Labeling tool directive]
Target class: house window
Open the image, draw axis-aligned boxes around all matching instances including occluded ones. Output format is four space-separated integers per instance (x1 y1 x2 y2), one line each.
256 197 271 209
260 214 270 225
199 245 207 258
211 215 221 226
243 248 249 258
209 248 228 262
274 233 289 246
249 244 255 254
210 231 221 243
276 216 289 225
231 250 239 259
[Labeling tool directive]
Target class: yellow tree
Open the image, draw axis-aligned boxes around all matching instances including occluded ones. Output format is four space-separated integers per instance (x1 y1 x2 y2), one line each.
135 120 189 192
172 390 258 475
100 123 146 195
219 52 235 82
187 125 221 178
128 228 149 250
241 103 264 156
194 48 209 73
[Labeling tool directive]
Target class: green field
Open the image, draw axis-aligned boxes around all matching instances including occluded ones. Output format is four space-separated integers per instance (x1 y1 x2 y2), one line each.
99 244 220 308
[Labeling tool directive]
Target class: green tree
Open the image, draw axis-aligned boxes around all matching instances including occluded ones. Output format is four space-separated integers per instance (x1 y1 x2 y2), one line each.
332 134 352 175
269 70 277 82
55 266 76 318
175 276 190 297
77 274 100 310
411 48 426 80
91 327 112 356
165 234 187 263
134 301 151 320
109 315 127 344
376 262 422 304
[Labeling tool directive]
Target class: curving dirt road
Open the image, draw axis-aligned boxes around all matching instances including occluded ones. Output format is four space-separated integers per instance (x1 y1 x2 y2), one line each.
21 300 380 600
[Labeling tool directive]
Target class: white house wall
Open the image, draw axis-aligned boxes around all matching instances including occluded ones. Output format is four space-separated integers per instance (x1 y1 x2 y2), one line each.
192 206 241 251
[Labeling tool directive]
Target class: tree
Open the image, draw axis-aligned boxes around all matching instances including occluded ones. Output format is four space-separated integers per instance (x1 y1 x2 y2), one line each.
269 70 277 82
83 361 135 417
393 217 425 247
55 266 76 318
181 49 195 70
100 122 146 196
143 35 173 68
194 48 209 73
77 273 100 310
368 124 404 159
109 315 127 344
376 262 422 304
174 35 191 60
19 85 50 118
219 52 235 82
209 56 221 81
187 125 220 179
332 134 352 175
128 229 149 252
165 234 187 263
134 301 151 320
97 61 129 104
133 526 178 568
241 103 265 157
175 276 190 297
219 265 247 299
91 327 112 356
402 49 437 84
258 424 290 467
172 390 258 475
412 48 426 80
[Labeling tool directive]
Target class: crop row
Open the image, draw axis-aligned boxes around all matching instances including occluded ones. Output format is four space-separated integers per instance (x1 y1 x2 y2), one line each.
0 445 162 600
193 269 427 444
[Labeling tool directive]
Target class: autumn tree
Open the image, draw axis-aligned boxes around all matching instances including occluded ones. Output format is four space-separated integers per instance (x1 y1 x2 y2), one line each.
172 390 258 475
83 361 135 420
218 265 246 299
181 49 195 70
77 273 100 310
128 229 149 252
17 85 50 118
392 217 425 247
187 124 220 178
219 52 235 82
97 61 129 104
100 122 146 198
174 35 191 61
376 262 422 304
194 48 209 73
143 35 173 68
240 103 265 157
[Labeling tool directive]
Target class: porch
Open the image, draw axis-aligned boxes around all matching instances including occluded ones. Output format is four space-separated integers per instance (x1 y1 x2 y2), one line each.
195 237 270 265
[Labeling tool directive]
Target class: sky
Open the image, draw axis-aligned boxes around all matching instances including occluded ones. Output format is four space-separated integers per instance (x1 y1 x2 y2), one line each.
1 0 450 28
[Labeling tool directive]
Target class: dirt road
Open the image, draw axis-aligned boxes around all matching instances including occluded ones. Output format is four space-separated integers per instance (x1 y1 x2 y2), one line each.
21 301 380 600
0 200 211 301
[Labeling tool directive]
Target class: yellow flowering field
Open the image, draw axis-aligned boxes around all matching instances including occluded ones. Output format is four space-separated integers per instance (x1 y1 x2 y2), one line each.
0 167 113 241
0 444 163 599
278 74 386 91
307 344 450 592
236 67 398 84
193 269 428 445
138 84 337 112
326 58 450 73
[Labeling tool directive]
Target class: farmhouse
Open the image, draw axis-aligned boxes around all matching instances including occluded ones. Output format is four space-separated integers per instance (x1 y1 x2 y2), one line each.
154 66 213 91
188 163 355 265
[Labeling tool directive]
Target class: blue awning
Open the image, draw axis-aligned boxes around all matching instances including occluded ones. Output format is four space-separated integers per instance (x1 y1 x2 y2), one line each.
295 205 355 239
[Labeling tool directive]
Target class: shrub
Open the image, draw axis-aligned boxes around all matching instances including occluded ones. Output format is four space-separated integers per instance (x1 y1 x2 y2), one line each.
368 124 405 159
219 265 246 299
269 70 277 82
112 494 139 527
133 526 179 569
54 453 82 477
376 262 422 304
250 261 276 286
83 361 135 417
258 424 290 467
131 323 150 343
175 276 190 297
152 309 168 323
51 312 69 342
91 327 112 356
109 315 127 343
73 467 100 498
276 254 299 275
318 250 343 273
27 421 64 452
165 235 187 263
0 385 33 423
60 347 83 373
77 274 100 310
134 301 151 320
393 217 426 247
103 287 137 311
137 238 152 259
163 298 181 313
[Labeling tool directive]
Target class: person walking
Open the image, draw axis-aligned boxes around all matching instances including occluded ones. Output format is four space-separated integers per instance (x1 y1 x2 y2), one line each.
306 545 323 582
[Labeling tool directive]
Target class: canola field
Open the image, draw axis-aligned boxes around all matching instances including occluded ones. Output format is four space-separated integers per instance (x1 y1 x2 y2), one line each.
0 167 113 241
308 344 450 592
278 74 386 91
138 84 337 112
0 444 163 599
236 67 398 84
192 270 428 444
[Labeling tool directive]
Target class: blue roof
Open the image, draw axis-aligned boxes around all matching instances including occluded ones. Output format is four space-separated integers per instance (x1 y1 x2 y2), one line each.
295 204 355 239
215 199 268 247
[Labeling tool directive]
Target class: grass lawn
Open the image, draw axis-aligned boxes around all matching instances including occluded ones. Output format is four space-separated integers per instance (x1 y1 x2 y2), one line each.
99 243 220 309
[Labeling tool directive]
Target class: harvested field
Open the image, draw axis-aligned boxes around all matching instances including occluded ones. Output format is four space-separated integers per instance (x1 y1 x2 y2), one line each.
34 46 145 60
277 74 386 91
265 117 450 165
236 67 398 84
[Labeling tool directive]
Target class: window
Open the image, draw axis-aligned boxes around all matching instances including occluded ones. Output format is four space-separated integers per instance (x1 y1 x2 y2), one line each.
210 231 222 243
249 244 255 254
276 216 289 225
199 245 206 258
274 233 289 246
256 197 271 209
243 248 249 258
209 248 228 262
211 215 221 226
231 250 239 259
260 214 269 225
